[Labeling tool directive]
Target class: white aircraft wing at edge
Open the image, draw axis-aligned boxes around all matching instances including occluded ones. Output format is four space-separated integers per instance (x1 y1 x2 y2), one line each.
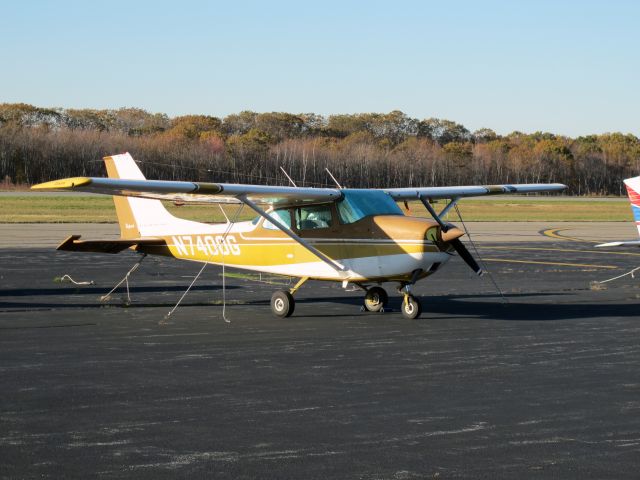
596 240 640 248
384 183 567 200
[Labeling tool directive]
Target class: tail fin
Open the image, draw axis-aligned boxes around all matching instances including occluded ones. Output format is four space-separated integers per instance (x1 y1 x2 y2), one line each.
623 175 640 237
104 153 198 238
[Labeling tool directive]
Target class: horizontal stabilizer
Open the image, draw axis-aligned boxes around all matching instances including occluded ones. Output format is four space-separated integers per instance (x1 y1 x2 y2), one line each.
57 235 165 254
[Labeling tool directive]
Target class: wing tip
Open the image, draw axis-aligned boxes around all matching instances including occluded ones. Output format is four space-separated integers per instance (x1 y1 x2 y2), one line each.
31 177 92 191
595 242 619 248
596 241 640 248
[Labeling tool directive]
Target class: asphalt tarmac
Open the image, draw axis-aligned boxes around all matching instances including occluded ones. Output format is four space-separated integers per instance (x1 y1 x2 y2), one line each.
1 224 640 479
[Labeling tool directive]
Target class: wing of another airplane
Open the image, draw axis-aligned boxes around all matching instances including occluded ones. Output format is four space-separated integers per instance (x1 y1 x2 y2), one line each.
596 241 640 248
384 183 567 201
32 176 342 207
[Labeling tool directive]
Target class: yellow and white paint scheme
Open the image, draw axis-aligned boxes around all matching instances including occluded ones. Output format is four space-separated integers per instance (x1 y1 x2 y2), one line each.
33 153 566 318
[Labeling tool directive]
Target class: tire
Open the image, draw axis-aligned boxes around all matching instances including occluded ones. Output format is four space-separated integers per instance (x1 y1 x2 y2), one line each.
364 286 389 312
401 296 422 320
271 290 295 318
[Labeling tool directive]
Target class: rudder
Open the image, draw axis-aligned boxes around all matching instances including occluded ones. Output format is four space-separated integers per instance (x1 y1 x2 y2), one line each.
104 153 187 239
623 175 640 237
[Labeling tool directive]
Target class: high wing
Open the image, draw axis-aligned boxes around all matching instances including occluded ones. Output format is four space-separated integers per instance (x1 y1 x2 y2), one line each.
33 177 567 205
32 176 342 207
384 183 567 201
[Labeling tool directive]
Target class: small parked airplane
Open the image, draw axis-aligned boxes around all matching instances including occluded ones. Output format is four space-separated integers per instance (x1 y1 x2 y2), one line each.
32 153 566 319
597 175 640 248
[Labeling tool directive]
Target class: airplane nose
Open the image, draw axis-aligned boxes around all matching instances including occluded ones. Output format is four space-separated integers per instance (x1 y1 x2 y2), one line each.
440 226 464 242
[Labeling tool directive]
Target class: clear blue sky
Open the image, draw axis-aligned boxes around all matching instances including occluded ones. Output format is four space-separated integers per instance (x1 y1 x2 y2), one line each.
1 0 638 136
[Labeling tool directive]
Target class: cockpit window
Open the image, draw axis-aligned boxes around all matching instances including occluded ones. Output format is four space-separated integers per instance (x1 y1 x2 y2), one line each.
262 208 292 230
336 190 403 224
295 205 333 230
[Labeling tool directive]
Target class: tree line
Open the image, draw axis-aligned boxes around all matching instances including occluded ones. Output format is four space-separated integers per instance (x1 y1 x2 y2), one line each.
1 103 639 195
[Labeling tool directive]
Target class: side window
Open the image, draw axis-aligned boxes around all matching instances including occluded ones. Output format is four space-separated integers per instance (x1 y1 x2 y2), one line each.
263 209 292 230
295 205 333 230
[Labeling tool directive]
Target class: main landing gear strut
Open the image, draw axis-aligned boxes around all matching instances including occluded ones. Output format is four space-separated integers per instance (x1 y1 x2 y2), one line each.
270 277 308 318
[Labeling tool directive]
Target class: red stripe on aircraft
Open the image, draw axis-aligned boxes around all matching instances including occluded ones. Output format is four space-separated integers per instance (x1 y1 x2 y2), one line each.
626 184 640 203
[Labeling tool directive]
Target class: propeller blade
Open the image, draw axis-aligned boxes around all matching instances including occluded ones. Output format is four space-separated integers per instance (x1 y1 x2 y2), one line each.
450 238 484 276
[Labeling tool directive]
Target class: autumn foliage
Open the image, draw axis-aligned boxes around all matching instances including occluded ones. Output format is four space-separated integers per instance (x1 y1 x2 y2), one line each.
1 103 638 194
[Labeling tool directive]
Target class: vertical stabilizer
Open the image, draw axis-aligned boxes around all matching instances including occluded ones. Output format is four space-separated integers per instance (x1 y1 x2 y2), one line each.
104 153 193 239
623 175 640 237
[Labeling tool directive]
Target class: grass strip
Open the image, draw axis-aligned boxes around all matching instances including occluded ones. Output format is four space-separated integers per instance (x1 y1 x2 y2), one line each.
0 196 632 223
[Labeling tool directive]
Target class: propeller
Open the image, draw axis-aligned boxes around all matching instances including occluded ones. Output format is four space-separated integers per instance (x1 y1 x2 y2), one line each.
420 196 484 276
449 238 483 276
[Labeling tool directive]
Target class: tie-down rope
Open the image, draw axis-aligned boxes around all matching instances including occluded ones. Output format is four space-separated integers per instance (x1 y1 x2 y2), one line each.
163 203 245 323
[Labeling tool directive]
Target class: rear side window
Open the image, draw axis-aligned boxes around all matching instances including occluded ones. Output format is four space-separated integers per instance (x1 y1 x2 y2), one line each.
295 205 333 230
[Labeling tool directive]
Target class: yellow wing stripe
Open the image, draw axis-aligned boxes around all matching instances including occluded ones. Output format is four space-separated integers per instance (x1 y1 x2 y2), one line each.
31 177 92 190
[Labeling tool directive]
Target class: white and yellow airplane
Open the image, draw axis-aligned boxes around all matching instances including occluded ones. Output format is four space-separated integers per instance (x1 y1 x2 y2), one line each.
32 153 566 319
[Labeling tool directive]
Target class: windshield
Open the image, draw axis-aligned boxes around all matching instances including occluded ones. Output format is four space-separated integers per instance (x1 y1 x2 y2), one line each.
337 190 403 224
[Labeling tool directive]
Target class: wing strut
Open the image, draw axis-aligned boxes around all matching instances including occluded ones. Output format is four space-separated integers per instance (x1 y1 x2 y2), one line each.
438 197 459 218
418 195 448 230
239 195 346 274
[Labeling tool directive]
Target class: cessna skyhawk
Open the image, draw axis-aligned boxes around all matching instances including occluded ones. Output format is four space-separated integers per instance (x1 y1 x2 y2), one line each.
32 153 566 319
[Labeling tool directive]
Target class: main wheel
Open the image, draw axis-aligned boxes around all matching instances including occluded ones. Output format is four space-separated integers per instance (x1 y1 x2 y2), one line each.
364 286 389 312
401 295 422 319
271 290 295 318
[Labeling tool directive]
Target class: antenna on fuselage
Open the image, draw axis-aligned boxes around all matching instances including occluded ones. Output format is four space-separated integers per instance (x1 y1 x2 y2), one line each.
279 166 298 187
325 168 343 189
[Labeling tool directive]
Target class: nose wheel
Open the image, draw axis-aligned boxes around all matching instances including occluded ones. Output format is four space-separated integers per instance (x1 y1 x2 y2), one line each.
363 286 389 312
401 295 422 319
399 279 422 320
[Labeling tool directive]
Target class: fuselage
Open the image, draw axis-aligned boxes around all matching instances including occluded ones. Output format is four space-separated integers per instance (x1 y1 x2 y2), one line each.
135 190 454 283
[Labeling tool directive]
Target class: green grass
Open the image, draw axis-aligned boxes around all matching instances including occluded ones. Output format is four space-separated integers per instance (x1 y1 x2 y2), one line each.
0 195 632 222
434 199 631 222
0 196 252 223
219 271 291 285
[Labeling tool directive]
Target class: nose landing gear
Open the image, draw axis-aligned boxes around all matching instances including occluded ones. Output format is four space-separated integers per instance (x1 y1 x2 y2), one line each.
398 278 422 320
401 294 422 320
360 281 422 320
